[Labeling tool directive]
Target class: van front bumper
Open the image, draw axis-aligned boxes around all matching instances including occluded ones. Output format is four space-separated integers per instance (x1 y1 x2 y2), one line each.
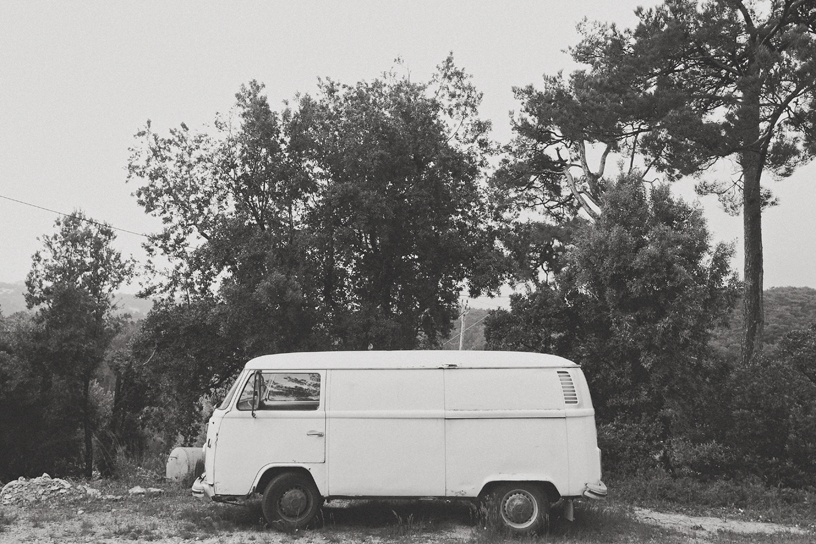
191 474 215 499
582 480 607 499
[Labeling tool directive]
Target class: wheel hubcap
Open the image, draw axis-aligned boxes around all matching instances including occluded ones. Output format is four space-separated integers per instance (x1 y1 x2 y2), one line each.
279 487 308 518
502 491 536 526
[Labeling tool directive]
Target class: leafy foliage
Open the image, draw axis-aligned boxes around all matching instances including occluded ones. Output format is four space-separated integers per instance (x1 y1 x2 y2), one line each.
577 0 816 364
0 311 71 480
24 212 134 477
486 175 739 431
0 213 134 479
126 58 499 443
506 0 816 364
724 325 816 487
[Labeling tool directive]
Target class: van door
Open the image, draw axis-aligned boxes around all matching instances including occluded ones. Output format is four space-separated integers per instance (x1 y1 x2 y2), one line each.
212 371 326 496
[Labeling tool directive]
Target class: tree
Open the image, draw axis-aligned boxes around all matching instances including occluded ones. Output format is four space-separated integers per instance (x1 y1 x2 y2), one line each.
0 310 54 480
25 211 134 477
566 0 816 364
127 57 496 353
300 58 496 348
485 176 739 434
503 1 816 364
126 59 497 441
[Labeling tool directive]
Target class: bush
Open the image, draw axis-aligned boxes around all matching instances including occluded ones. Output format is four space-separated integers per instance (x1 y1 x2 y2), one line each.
597 418 665 475
726 354 816 488
664 438 739 481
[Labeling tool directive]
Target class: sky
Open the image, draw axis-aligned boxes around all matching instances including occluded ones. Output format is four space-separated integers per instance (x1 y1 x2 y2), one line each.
1 1 815 309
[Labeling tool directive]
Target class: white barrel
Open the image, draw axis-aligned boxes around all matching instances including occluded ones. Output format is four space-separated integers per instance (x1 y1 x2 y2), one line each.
166 447 205 481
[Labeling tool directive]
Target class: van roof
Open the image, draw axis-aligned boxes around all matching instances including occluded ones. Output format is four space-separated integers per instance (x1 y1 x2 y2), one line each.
244 350 578 370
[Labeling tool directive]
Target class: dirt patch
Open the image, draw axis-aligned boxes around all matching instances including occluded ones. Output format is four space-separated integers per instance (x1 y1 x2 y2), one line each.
633 506 809 538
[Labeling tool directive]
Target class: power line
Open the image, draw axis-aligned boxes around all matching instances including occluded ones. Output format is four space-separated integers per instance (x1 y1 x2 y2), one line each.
0 193 149 238
443 310 491 347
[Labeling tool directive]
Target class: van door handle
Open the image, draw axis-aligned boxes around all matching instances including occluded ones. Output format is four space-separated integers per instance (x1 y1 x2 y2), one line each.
306 431 324 437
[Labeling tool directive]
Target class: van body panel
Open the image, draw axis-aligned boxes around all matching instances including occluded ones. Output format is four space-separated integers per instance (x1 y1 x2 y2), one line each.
564 415 603 495
328 417 445 495
444 417 569 496
327 369 445 496
204 416 220 486
444 368 565 411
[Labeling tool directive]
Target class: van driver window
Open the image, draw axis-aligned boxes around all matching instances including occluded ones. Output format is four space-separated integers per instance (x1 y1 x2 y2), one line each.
236 373 320 411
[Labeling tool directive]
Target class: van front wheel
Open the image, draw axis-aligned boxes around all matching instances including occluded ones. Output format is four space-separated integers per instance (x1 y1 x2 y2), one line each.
262 473 322 530
493 483 549 535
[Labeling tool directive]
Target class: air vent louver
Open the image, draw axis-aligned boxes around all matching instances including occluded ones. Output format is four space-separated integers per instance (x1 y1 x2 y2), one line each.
558 370 579 405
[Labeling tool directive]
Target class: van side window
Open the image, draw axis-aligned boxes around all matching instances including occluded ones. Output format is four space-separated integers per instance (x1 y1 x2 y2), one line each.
236 373 321 411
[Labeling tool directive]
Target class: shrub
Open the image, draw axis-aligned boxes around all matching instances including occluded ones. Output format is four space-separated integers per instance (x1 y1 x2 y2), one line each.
665 438 739 481
597 417 665 475
726 354 816 488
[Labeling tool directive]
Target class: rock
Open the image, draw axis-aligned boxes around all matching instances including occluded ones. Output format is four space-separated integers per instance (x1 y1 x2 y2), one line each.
146 488 163 494
85 488 102 498
128 486 146 495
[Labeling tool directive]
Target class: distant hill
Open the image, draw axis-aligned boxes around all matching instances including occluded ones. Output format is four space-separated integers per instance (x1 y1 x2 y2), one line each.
710 286 816 357
0 281 153 320
0 282 27 315
442 287 816 355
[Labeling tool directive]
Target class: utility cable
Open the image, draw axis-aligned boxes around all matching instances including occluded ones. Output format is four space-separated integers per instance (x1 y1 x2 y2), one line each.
443 310 491 347
0 193 148 238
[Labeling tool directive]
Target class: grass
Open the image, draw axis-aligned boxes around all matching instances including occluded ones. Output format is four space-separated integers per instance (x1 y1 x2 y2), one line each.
2 470 814 543
0 509 17 532
609 469 816 527
110 520 160 541
27 509 62 528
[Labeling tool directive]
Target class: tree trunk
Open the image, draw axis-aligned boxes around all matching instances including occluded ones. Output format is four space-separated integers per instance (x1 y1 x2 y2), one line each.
740 83 765 366
742 162 764 366
83 377 94 478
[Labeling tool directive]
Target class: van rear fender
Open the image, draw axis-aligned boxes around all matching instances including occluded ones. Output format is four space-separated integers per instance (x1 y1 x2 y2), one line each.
479 478 561 504
252 465 325 497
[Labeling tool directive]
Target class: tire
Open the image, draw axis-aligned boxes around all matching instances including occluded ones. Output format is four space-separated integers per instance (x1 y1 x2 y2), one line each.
261 472 323 530
492 482 549 535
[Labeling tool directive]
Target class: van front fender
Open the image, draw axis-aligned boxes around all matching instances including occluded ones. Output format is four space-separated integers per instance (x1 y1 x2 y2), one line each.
251 464 327 497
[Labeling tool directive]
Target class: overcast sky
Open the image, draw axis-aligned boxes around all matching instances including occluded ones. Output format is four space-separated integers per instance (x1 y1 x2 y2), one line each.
1 1 814 307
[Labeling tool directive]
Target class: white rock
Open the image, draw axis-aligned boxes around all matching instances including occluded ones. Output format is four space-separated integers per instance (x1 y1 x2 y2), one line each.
146 488 163 494
128 486 146 495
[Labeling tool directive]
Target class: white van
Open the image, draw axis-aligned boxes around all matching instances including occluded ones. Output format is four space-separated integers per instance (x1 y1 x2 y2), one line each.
192 351 606 534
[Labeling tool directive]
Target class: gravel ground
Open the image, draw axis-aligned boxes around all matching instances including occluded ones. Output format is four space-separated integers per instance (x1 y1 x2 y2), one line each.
1 478 813 544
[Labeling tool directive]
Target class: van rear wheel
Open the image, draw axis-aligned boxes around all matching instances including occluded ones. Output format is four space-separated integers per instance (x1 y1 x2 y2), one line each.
261 473 322 530
493 483 549 535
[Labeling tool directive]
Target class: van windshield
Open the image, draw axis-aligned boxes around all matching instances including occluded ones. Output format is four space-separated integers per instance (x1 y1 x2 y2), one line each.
217 374 243 410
